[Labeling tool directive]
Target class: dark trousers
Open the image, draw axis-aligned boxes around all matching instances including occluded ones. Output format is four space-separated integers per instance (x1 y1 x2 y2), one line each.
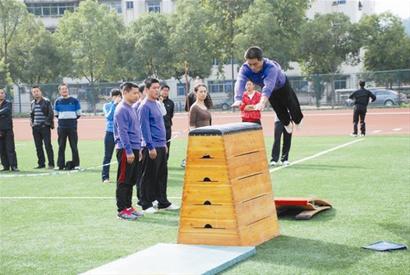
139 147 171 210
116 149 140 212
102 131 115 180
32 126 54 167
268 78 303 126
353 105 367 135
57 127 79 169
271 121 292 162
165 127 171 160
0 129 18 169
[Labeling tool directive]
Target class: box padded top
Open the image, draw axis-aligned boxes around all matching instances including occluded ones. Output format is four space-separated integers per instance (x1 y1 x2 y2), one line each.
189 122 262 136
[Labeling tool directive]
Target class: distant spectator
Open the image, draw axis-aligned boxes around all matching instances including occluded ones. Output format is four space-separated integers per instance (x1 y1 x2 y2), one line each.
349 81 376 137
240 80 262 125
101 88 122 183
0 89 18 172
30 86 55 169
189 83 212 129
160 85 174 159
54 83 81 170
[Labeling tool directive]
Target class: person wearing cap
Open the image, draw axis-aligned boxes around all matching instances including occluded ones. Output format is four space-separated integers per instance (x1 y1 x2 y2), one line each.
232 46 303 134
101 88 122 183
349 81 376 137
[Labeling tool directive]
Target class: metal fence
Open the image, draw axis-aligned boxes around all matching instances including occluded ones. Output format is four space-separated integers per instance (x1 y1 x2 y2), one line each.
3 69 410 114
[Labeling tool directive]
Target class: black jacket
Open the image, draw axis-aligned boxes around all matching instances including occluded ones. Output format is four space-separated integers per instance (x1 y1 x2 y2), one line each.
0 100 13 130
30 97 55 129
162 97 174 129
349 88 376 107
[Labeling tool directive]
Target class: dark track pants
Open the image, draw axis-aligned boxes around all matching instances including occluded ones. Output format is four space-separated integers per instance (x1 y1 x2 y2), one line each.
353 105 367 135
139 147 171 210
102 131 115 180
116 149 140 212
57 127 79 169
0 129 18 169
268 78 304 126
271 121 292 162
32 125 54 167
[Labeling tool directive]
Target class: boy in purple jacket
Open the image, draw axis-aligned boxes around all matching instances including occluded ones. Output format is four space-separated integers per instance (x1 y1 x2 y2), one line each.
113 82 143 220
137 78 179 214
232 46 303 134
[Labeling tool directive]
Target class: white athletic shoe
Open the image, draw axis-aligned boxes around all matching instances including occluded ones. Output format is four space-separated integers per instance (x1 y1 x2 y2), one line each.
269 160 278 167
350 133 358 137
143 207 158 214
282 160 290 166
159 204 180 211
284 123 293 134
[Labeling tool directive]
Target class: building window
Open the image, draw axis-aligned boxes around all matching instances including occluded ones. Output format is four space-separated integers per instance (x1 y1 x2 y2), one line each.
289 78 308 93
26 2 77 17
126 1 134 9
334 78 347 90
101 1 122 14
147 1 160 13
332 0 346 6
177 83 186 96
208 80 235 94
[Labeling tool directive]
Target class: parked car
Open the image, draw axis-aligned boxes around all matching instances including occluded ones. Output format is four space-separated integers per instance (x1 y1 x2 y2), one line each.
345 89 408 106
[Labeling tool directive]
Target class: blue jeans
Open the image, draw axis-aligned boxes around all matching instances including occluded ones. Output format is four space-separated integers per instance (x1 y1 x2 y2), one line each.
102 131 115 180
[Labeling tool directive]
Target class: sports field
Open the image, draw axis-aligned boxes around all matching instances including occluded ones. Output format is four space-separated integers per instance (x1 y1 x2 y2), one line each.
1 110 410 274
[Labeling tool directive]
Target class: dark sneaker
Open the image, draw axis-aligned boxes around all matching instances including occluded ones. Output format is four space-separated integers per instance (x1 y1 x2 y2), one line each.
1 168 10 172
128 207 144 217
11 167 19 172
117 209 138 220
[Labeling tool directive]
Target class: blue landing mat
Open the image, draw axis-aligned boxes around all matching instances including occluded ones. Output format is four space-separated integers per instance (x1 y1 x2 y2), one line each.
81 243 256 275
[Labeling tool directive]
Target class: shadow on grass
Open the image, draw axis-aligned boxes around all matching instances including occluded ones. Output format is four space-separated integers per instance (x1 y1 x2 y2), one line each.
378 222 410 244
139 212 180 227
278 207 336 222
252 235 369 271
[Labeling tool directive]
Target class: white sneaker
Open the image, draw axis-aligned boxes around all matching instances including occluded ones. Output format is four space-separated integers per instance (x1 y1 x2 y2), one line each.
143 207 158 214
269 160 278 167
359 133 365 137
152 200 158 209
350 133 357 137
102 179 110 183
159 204 180 211
282 160 290 166
284 123 293 134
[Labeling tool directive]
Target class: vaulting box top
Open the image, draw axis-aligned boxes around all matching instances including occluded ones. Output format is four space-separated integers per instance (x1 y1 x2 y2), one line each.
189 122 262 136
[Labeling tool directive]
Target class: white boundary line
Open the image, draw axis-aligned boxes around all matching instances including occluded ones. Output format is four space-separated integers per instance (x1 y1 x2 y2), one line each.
269 138 364 173
0 139 364 200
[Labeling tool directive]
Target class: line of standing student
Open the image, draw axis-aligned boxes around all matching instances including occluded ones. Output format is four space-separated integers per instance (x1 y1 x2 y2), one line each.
113 79 178 221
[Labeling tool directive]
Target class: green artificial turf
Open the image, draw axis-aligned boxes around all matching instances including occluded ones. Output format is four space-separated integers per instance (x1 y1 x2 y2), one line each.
0 136 409 274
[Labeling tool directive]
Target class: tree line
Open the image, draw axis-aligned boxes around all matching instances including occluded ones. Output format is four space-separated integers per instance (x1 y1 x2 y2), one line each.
1 0 409 91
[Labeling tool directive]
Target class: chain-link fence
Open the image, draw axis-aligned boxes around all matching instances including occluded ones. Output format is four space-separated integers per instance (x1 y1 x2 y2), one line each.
3 69 410 115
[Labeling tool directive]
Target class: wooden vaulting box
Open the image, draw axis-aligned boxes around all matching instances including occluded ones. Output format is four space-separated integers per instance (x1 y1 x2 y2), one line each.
178 122 280 246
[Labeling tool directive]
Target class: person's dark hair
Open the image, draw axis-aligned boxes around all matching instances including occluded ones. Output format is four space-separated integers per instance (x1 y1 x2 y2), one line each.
194 83 213 109
58 83 68 90
110 88 121 97
160 84 170 90
244 46 263 60
32 85 40 90
121 82 139 93
359 80 365 88
144 78 160 89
